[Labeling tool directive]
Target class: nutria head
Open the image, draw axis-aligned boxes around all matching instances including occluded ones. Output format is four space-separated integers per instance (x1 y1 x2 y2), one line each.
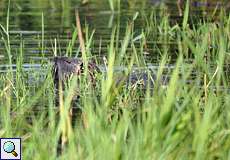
53 57 83 82
52 56 100 86
52 56 100 106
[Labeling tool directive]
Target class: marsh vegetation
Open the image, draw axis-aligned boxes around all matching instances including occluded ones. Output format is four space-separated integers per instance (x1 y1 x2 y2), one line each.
1 0 230 159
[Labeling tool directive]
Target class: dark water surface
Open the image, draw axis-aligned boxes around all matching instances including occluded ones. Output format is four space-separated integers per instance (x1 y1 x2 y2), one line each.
0 0 229 66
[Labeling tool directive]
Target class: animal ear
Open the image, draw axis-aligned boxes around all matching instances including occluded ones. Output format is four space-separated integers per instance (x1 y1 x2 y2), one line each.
65 59 71 64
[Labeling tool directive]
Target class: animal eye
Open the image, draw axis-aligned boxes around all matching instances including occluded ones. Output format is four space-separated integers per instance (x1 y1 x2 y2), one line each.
80 64 84 70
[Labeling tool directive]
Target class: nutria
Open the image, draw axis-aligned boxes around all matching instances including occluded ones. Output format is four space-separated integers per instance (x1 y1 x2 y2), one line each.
52 56 100 107
52 57 169 94
53 56 100 154
53 57 100 85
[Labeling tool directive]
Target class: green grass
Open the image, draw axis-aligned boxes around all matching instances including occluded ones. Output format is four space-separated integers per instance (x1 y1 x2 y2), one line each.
107 0 120 12
1 2 230 160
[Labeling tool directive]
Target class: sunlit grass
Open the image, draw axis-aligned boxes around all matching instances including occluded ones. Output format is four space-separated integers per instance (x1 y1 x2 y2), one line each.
0 2 230 160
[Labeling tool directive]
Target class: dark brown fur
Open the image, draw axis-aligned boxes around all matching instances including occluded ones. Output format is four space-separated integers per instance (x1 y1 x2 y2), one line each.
52 56 100 111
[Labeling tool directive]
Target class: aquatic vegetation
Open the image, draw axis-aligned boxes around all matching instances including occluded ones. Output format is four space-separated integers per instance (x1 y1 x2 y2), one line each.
0 0 230 159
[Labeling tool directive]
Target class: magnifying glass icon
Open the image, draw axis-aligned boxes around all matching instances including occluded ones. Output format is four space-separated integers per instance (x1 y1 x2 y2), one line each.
3 141 18 157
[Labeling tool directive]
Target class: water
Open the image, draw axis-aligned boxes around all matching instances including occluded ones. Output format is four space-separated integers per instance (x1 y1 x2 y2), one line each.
1 1 230 149
0 0 229 88
0 0 228 64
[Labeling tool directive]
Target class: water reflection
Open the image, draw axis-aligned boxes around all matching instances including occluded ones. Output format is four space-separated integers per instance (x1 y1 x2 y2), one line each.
0 0 228 30
0 0 229 65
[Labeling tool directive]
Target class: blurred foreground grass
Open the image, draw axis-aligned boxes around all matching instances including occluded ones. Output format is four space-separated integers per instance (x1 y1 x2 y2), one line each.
1 2 230 160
